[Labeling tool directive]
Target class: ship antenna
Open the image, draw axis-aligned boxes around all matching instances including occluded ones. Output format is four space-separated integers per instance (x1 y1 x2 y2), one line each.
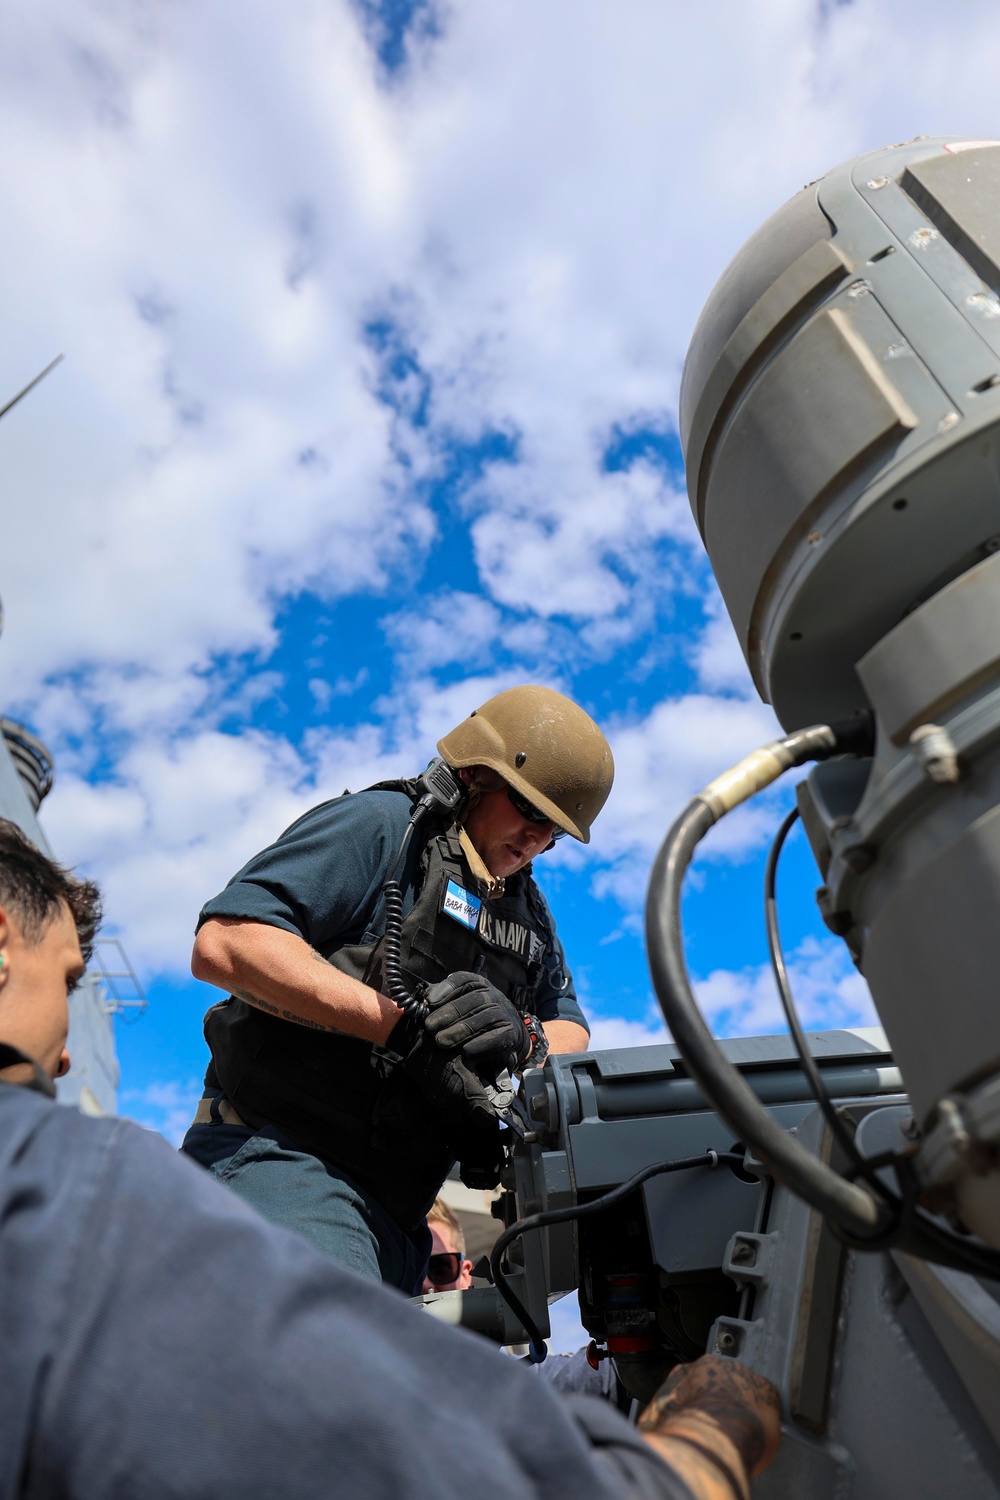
0 353 64 423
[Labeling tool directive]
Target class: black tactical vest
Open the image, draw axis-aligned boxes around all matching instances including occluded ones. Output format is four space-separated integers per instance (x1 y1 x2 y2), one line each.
203 780 550 1228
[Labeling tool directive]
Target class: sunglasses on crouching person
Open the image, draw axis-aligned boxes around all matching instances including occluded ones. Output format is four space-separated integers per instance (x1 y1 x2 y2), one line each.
426 1252 465 1286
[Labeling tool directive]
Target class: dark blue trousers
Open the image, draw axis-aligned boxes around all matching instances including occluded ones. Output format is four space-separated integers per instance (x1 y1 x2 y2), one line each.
182 1093 431 1294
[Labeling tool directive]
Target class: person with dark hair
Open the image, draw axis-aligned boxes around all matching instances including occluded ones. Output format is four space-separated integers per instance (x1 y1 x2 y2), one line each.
0 815 101 962
0 819 781 1500
0 816 100 1089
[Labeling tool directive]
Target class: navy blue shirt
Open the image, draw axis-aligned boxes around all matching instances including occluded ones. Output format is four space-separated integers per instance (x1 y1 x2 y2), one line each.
200 789 588 1030
0 1086 690 1500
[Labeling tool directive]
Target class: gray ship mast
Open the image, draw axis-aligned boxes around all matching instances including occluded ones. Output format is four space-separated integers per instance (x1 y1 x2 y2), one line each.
0 714 120 1112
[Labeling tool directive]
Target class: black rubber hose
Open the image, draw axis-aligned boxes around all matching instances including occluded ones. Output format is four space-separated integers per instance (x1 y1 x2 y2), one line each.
764 808 895 1203
644 731 894 1240
490 1150 744 1363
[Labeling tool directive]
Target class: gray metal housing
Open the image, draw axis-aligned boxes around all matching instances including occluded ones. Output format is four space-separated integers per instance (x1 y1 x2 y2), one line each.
680 136 1000 730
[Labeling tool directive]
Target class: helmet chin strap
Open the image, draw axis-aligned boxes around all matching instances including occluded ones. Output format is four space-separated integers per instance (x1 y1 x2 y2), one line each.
456 826 505 900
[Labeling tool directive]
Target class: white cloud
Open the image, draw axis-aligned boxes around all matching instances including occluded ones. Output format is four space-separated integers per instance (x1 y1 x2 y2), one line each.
42 721 419 972
586 1011 669 1052
0 0 938 727
695 935 878 1039
580 936 875 1057
309 669 370 713
383 591 507 672
3 0 997 989
119 1076 203 1147
465 458 697 634
545 1292 589 1357
583 692 783 908
0 0 436 722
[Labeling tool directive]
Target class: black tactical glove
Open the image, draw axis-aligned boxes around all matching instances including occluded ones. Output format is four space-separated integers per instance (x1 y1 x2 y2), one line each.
393 1021 503 1130
423 971 532 1073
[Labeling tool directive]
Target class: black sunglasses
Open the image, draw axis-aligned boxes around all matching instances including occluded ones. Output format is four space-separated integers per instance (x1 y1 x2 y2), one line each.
506 785 566 839
426 1251 464 1285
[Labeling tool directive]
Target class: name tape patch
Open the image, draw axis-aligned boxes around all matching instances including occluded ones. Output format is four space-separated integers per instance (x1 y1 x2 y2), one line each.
479 907 531 959
442 879 482 931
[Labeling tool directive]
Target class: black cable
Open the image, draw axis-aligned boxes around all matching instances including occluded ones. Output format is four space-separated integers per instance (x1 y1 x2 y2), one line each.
490 1150 743 1364
645 749 893 1240
381 819 427 1017
380 761 469 1018
884 1156 1000 1281
764 808 895 1203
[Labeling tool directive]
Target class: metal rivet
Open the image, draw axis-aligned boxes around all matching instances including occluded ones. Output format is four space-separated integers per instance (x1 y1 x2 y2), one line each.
717 1330 738 1353
842 842 877 874
867 175 890 189
515 751 526 768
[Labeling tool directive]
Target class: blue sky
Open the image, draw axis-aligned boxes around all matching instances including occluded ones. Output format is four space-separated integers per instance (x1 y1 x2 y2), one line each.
2 0 997 1148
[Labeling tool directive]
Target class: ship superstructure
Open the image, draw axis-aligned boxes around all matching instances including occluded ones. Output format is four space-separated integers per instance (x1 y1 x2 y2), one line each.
0 714 119 1113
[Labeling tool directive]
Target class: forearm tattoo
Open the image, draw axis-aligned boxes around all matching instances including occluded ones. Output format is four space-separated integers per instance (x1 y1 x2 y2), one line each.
233 988 347 1036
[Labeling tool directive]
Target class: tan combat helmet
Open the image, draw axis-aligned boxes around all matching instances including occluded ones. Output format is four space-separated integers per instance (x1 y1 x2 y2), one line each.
437 685 614 844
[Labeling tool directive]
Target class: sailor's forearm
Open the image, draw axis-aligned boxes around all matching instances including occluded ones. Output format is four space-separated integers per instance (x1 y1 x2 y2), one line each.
638 1355 780 1500
192 917 400 1045
542 1019 590 1055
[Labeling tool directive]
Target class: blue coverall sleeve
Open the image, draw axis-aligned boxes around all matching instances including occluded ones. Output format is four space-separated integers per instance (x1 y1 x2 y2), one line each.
0 1089 691 1500
197 791 413 949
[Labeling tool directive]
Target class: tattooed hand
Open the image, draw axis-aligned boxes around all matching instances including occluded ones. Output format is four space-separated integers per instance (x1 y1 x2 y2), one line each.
638 1355 780 1500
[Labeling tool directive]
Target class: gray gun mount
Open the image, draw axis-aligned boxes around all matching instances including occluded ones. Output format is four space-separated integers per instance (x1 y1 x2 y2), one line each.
418 1033 1000 1494
514 1035 1000 1498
